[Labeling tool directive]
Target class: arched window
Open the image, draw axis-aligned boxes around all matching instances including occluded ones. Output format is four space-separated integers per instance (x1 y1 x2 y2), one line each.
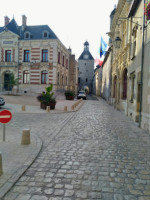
41 70 48 84
23 70 30 84
122 69 127 99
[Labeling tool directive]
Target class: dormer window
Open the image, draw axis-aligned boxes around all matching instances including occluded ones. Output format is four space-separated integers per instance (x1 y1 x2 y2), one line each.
43 31 49 38
24 32 30 39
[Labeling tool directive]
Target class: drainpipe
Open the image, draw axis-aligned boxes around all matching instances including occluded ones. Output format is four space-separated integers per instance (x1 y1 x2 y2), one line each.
139 0 145 128
17 40 19 93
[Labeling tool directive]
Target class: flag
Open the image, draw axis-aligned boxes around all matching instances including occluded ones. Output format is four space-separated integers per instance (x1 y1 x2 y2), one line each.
100 37 107 58
95 58 103 66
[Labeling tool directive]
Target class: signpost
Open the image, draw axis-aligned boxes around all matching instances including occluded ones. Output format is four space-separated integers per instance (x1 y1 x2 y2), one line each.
0 110 12 141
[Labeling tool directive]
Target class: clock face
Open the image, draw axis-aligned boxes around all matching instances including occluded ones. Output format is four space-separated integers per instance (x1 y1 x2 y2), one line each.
84 55 89 59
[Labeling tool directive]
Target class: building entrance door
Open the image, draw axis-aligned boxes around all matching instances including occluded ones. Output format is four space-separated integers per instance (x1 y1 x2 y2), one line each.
4 71 12 91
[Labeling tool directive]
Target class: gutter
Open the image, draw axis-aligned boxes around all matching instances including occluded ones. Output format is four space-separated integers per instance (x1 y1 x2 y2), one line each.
139 0 145 128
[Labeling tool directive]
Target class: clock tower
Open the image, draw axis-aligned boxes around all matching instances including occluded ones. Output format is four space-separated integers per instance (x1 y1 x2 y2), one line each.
78 41 94 93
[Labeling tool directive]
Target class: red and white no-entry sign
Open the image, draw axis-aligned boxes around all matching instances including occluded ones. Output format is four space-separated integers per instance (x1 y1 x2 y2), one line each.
0 110 12 124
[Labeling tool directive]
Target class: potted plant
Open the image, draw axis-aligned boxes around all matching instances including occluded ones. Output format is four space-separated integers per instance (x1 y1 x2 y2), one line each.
37 84 56 110
144 1 150 22
64 90 75 100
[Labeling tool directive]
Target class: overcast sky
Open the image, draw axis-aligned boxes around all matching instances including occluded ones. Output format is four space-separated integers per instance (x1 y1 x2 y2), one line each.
0 0 118 62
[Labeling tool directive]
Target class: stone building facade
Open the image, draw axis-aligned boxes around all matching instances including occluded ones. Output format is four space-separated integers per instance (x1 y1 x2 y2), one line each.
78 41 94 93
68 48 78 95
101 47 112 102
0 15 69 95
108 0 150 133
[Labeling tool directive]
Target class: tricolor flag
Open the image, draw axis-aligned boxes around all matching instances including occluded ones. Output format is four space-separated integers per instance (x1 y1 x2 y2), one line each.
100 37 107 58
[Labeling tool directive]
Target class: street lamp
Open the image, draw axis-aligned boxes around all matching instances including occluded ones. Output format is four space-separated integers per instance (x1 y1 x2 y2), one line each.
114 36 122 48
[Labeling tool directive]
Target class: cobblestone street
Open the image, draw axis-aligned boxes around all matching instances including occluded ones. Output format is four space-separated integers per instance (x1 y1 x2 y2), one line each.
2 98 150 200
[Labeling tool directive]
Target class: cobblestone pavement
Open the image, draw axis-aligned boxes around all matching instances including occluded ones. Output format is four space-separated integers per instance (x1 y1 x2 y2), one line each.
2 98 150 200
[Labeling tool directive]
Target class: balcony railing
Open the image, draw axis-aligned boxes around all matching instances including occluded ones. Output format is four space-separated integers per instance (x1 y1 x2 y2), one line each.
0 62 18 67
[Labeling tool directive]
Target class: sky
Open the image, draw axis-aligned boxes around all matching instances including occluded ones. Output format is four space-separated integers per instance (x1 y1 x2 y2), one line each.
0 0 118 63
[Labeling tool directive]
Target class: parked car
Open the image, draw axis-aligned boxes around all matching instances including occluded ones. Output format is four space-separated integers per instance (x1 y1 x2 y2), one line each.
0 97 5 106
77 91 87 100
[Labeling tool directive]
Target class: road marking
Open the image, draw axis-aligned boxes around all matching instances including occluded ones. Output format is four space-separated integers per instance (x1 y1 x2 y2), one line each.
0 115 11 118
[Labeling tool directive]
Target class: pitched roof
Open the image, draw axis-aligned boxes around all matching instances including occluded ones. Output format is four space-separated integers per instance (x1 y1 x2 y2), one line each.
78 50 94 60
0 18 58 40
6 18 20 35
19 25 58 40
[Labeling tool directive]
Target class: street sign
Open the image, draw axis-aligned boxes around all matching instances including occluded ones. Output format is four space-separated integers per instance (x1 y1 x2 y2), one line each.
0 110 12 124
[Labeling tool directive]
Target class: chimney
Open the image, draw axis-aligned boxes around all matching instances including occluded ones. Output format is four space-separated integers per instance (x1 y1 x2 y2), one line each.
4 16 10 26
22 15 27 31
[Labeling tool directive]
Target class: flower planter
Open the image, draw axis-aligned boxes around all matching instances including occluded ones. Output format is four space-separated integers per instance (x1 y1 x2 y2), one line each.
40 102 56 110
65 96 74 100
144 2 150 21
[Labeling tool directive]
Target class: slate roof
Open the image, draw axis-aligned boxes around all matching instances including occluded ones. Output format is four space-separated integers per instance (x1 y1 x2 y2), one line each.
78 50 94 60
0 18 58 40
110 8 116 16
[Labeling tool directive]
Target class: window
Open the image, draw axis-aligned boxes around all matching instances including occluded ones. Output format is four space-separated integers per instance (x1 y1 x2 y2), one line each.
58 52 60 64
5 50 11 62
41 70 48 84
86 78 88 82
63 56 65 66
57 72 59 85
66 59 68 69
25 32 30 39
42 49 48 62
23 70 30 84
130 72 135 103
24 50 30 62
62 76 64 85
43 32 48 38
122 69 127 100
131 25 138 59
78 77 80 84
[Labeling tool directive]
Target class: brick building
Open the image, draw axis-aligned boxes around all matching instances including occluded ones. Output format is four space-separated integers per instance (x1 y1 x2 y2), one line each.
0 15 69 94
68 48 78 95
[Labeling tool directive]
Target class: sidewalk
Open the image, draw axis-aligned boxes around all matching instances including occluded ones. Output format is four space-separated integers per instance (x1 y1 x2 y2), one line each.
0 126 42 199
0 95 84 199
0 95 84 113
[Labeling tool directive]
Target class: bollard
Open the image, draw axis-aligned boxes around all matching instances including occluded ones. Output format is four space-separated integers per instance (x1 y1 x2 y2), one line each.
64 106 67 112
71 105 74 110
46 106 50 112
22 105 26 111
21 129 31 145
0 153 3 176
